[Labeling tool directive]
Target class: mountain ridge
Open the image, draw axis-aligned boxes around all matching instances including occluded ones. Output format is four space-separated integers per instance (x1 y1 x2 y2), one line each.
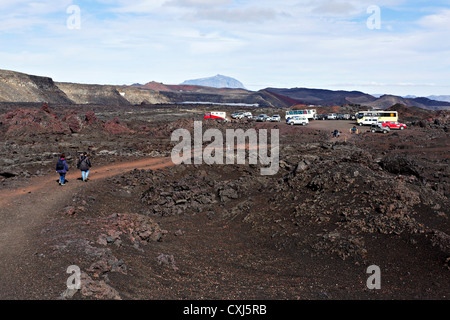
0 69 449 110
181 74 246 89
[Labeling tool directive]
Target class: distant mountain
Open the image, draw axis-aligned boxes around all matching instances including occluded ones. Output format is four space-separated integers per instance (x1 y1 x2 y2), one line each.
1 68 448 110
427 95 450 103
264 88 450 110
264 87 377 106
181 74 246 89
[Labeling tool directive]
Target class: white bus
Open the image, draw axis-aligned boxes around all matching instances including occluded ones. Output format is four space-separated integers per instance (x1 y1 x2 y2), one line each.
285 109 317 120
356 111 398 125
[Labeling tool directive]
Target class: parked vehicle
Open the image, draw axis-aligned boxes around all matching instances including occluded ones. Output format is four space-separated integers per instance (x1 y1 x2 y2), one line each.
231 112 244 119
357 111 398 125
359 117 379 126
287 116 308 126
270 114 281 122
381 121 407 130
343 114 351 120
242 112 253 118
285 109 317 120
316 114 328 120
328 113 337 120
337 114 345 120
204 112 228 122
256 114 270 122
370 123 390 133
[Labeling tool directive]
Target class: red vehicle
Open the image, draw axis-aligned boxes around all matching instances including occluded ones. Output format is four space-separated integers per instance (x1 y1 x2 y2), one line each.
381 121 407 130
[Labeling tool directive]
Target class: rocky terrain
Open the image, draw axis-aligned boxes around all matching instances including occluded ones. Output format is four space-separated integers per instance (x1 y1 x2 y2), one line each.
0 70 72 104
0 101 448 300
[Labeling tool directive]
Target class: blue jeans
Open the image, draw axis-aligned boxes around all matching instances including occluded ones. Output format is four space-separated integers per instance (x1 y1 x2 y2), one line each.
59 173 66 185
82 170 89 181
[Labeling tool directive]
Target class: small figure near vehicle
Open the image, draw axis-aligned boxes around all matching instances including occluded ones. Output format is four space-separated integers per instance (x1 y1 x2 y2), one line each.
332 129 341 138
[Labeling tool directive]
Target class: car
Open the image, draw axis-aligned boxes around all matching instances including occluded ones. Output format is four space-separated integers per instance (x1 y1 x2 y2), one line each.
359 117 379 126
287 116 308 126
381 121 407 130
343 114 351 120
337 114 345 120
231 112 244 119
256 114 270 122
370 123 390 134
328 113 337 120
270 115 281 122
242 112 253 118
316 114 328 120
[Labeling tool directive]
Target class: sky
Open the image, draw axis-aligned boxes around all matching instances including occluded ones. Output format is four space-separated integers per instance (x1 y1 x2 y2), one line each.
1 0 449 97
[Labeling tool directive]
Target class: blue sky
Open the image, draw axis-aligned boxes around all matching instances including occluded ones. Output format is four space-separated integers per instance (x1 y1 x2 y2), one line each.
1 0 449 97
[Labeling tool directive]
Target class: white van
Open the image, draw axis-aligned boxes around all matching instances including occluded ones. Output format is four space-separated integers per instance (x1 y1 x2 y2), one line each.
359 117 379 126
287 116 309 126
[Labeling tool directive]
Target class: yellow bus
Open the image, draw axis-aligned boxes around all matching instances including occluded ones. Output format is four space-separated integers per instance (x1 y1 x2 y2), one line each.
356 110 398 124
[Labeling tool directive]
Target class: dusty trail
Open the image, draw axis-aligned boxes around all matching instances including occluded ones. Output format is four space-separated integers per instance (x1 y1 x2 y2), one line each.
0 156 175 299
0 124 360 299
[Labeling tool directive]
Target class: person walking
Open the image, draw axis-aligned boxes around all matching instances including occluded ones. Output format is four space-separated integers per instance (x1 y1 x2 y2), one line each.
56 154 69 186
77 152 92 182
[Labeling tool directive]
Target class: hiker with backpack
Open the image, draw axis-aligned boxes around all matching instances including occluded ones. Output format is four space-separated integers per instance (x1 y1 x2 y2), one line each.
56 154 69 186
77 152 92 182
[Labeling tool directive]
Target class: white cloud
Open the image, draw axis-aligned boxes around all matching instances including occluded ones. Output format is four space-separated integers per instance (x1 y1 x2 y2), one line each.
312 0 357 15
1 0 449 96
418 9 450 29
166 0 231 7
193 6 278 23
110 0 168 13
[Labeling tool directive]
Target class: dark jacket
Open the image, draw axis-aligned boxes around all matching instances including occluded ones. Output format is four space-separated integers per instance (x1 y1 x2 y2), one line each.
56 159 69 174
77 156 91 171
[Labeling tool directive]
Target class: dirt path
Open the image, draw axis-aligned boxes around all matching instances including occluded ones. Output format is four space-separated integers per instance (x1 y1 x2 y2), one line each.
0 156 175 299
0 123 361 299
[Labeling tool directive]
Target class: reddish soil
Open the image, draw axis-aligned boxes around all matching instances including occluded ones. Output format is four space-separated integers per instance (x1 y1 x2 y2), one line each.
0 104 448 301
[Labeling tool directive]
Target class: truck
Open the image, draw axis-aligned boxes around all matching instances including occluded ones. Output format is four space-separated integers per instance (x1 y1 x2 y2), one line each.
204 112 228 122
